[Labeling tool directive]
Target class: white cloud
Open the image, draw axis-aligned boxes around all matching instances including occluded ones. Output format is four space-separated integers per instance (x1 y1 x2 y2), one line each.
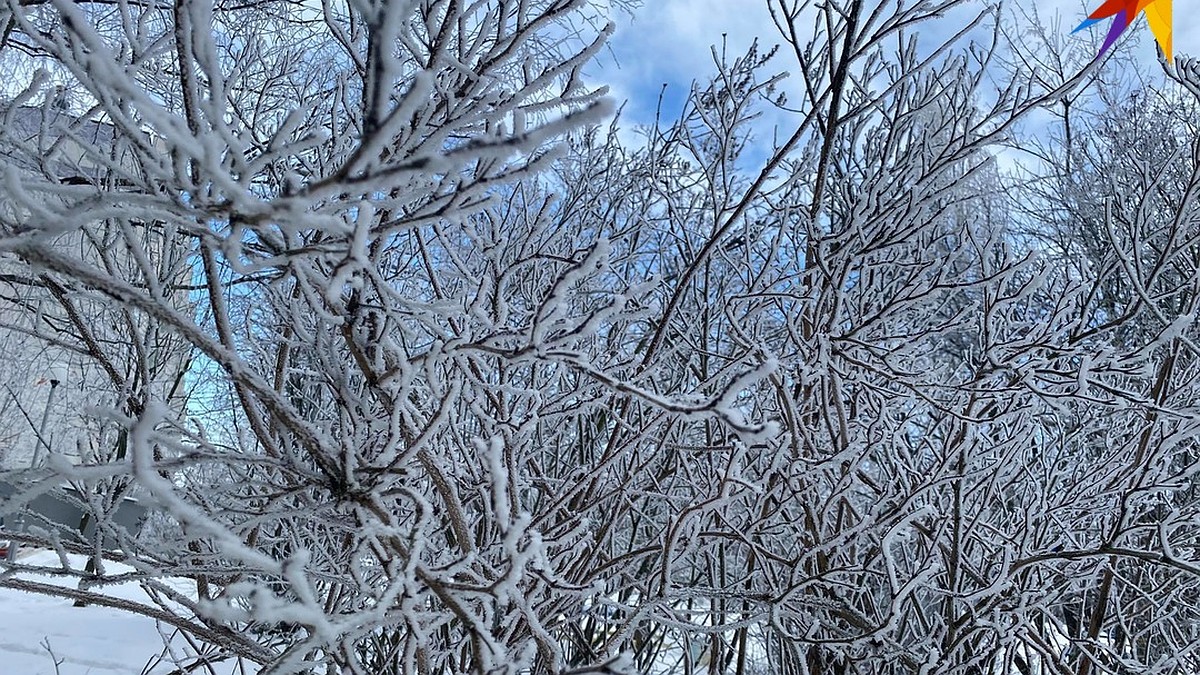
591 0 779 123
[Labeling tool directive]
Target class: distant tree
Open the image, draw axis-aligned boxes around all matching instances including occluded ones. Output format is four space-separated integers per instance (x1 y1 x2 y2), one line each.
1014 55 1200 675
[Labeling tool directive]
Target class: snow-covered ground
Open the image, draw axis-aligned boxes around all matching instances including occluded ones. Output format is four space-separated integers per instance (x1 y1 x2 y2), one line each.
0 550 206 675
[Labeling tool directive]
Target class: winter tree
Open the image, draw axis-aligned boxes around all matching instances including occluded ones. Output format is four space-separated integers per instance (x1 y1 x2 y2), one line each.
1 0 1200 673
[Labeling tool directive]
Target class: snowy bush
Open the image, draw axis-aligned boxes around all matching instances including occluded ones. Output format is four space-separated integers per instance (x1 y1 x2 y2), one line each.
0 0 1199 674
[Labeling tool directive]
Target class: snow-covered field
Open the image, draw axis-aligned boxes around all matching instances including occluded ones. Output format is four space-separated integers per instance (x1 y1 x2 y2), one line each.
0 550 204 675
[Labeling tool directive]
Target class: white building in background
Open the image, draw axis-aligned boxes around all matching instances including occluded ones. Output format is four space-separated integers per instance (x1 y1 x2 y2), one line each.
0 103 193 470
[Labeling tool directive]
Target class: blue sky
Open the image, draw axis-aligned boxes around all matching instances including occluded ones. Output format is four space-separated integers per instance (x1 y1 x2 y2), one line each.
593 0 1200 129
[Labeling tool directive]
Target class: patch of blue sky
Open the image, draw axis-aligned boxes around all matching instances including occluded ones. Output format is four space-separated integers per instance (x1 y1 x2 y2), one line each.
179 188 301 437
598 2 979 124
587 1 1020 223
585 1 1200 301
595 0 1200 141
